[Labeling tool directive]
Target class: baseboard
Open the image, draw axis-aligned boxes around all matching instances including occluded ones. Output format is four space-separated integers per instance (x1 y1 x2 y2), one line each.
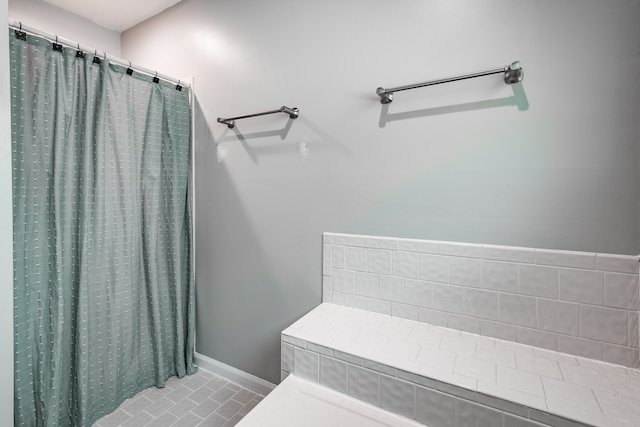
194 352 276 396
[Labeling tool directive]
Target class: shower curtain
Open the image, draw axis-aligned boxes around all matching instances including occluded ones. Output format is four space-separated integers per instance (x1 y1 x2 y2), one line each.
10 30 196 426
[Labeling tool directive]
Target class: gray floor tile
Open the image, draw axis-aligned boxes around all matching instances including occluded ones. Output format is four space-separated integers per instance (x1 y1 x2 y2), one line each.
174 412 203 427
199 412 228 427
148 411 179 427
191 398 221 419
216 399 244 419
121 411 154 427
210 386 237 404
144 396 173 417
93 370 266 427
167 398 197 418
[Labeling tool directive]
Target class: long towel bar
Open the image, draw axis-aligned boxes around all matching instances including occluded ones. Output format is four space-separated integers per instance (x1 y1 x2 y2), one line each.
376 61 523 104
217 106 299 129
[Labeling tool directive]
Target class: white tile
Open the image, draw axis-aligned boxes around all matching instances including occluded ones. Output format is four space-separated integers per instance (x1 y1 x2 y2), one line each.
379 375 416 419
367 298 391 315
605 273 639 310
404 279 433 308
499 294 537 328
477 381 548 412
347 365 379 406
533 348 578 365
545 401 618 427
398 238 439 254
344 294 367 310
537 299 579 336
559 268 604 305
346 246 368 272
515 352 562 379
603 344 639 368
596 254 639 274
392 251 419 279
483 261 518 293
419 254 449 283
419 364 478 390
496 365 544 397
378 322 412 340
294 347 319 382
416 386 456 427
419 308 449 327
519 264 558 299
454 355 496 384
455 398 504 427
364 236 399 250
322 276 332 302
608 373 640 400
630 312 639 349
559 362 615 393
355 272 379 298
379 276 404 303
439 241 484 258
391 303 419 321
379 338 421 361
581 306 628 346
320 356 347 393
440 336 477 356
407 328 443 348
476 343 516 368
333 234 364 247
323 244 333 276
427 325 461 338
433 284 464 314
536 249 596 270
416 347 456 371
281 342 294 373
483 244 536 263
332 245 345 268
449 257 482 288
480 320 517 342
558 336 603 360
517 327 558 351
542 377 601 412
593 390 640 424
464 288 499 321
352 331 389 355
368 249 392 275
447 314 480 335
332 269 355 293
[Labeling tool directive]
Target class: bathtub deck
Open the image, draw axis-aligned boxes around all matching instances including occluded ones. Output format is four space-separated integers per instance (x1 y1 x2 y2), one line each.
282 303 640 427
236 375 425 427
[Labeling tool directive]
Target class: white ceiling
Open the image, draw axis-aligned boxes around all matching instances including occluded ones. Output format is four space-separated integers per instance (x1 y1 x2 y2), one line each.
43 0 183 32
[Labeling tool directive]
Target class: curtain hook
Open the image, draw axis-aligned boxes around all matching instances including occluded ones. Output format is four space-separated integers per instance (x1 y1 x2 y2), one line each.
19 22 22 31
153 71 159 84
176 80 182 91
127 61 133 75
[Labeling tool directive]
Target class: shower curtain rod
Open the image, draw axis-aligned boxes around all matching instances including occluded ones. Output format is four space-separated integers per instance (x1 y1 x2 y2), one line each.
8 19 189 89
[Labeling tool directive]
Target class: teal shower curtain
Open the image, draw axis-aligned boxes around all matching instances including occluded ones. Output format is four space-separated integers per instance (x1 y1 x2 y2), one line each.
10 30 196 426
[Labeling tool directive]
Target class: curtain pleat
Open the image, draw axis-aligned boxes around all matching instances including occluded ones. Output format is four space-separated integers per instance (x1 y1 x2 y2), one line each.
10 29 196 427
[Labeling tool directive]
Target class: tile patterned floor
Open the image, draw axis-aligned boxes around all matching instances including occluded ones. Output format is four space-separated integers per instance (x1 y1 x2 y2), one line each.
93 369 265 427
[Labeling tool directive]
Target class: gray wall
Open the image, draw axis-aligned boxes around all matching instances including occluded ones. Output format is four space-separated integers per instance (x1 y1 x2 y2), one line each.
1 0 14 420
122 0 640 384
8 0 120 56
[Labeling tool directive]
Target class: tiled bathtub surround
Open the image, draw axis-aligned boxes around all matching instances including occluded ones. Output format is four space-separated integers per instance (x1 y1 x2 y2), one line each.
283 303 640 427
322 233 640 368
